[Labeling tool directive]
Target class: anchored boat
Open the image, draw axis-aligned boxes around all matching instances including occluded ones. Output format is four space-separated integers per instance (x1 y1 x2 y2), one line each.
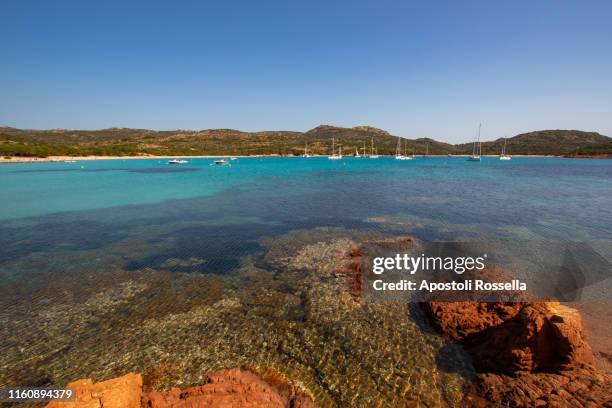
467 123 482 162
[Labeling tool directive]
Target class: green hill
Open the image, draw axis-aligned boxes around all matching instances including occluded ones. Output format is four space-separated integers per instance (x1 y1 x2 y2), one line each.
456 130 612 157
0 126 610 158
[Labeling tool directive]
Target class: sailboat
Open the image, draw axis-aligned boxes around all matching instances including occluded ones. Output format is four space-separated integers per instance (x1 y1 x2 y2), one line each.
467 123 482 161
395 137 407 160
355 147 361 157
403 139 414 160
424 141 429 158
303 142 312 158
369 137 379 158
500 138 511 160
328 137 342 160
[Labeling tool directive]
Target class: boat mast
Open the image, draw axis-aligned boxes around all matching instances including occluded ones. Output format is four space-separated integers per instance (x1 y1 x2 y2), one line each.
478 123 482 156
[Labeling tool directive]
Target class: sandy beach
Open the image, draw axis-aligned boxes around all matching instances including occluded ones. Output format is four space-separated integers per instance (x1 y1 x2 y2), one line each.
0 154 573 164
0 155 274 163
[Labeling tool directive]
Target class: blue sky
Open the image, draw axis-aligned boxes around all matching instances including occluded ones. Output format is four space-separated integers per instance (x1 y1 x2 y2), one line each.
1 0 611 143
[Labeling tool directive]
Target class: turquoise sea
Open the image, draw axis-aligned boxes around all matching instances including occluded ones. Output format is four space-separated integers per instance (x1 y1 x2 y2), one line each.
1 156 611 406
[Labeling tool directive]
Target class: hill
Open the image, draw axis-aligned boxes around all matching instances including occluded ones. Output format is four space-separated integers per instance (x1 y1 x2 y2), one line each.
456 130 612 157
0 126 610 158
0 125 452 157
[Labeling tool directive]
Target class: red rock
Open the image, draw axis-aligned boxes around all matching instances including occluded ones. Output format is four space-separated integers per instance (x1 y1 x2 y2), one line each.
48 369 316 408
422 299 611 407
142 368 316 408
338 245 364 298
46 373 142 408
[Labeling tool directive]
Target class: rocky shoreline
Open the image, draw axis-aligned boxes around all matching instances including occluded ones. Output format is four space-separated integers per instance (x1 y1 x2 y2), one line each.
24 233 611 407
46 369 316 408
423 300 610 407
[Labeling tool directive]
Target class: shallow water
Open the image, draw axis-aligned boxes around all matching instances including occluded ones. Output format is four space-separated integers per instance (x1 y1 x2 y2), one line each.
1 157 611 406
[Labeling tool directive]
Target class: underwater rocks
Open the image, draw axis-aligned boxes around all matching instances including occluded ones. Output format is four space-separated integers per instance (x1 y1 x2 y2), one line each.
338 236 419 299
335 235 610 406
46 369 316 408
143 368 316 408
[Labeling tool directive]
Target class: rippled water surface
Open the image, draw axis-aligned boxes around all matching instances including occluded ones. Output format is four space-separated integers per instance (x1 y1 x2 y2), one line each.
1 157 611 406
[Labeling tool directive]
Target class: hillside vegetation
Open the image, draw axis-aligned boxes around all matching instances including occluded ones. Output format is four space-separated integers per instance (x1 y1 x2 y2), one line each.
0 126 610 158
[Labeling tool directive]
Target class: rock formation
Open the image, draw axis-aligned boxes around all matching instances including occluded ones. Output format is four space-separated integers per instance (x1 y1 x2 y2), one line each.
422 300 611 406
339 237 611 407
46 372 142 408
46 369 316 408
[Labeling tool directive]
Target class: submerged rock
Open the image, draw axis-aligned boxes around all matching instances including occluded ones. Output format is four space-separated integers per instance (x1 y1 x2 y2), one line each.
143 368 316 408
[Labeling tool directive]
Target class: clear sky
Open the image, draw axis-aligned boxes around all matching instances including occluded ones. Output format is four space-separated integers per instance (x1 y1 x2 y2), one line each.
1 0 611 143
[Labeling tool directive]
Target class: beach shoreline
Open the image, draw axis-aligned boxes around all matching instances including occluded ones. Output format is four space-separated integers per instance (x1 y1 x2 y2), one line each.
1 154 602 164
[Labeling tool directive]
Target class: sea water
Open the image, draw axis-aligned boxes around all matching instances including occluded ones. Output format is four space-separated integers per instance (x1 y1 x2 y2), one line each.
0 157 611 406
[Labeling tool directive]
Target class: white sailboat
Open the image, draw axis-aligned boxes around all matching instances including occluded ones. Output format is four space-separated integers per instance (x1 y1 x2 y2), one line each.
467 123 482 162
403 139 414 160
395 136 406 160
328 137 342 160
355 147 361 157
369 137 379 158
500 138 511 160
303 142 312 158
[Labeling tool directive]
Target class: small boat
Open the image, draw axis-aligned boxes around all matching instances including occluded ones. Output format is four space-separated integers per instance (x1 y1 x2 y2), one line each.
369 137 379 158
63 160 78 163
230 157 239 161
500 138 511 160
395 136 406 160
212 159 230 166
467 123 482 162
355 147 361 158
303 143 312 158
403 139 413 160
168 159 189 164
328 137 342 160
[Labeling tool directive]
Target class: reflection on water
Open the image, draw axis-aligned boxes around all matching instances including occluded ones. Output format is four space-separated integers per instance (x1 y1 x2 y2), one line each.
0 157 611 406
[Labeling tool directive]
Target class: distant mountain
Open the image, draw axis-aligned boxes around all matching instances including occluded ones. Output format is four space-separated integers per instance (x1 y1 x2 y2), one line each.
0 126 609 158
456 130 612 156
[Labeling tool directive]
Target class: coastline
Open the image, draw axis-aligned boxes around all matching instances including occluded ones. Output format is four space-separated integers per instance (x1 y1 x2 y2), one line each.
1 154 605 164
